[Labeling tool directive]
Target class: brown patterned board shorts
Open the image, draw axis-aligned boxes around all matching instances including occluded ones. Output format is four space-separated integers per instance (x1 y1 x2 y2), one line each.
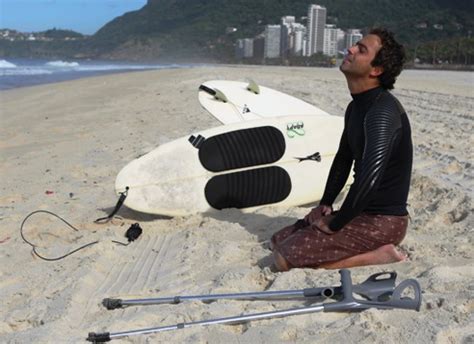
271 213 408 269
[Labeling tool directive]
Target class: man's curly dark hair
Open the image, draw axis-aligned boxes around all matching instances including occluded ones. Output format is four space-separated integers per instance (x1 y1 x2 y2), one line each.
369 28 406 90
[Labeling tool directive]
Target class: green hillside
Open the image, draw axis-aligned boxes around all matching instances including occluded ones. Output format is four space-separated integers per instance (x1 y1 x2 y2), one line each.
89 0 473 61
1 0 473 63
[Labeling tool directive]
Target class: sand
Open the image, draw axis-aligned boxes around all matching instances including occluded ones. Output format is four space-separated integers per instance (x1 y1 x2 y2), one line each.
0 65 473 343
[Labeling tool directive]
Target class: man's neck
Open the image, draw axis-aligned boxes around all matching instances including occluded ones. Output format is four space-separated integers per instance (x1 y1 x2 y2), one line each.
346 78 381 95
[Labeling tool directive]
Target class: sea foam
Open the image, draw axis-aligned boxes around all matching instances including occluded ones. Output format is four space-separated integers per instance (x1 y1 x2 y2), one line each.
0 59 17 68
0 58 190 90
45 60 80 68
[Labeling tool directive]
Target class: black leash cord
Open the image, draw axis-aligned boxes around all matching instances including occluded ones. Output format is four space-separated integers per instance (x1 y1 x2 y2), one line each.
111 240 129 246
20 210 99 262
30 241 99 261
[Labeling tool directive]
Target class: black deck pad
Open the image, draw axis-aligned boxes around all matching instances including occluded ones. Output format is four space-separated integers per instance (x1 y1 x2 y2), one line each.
205 166 291 209
199 126 286 172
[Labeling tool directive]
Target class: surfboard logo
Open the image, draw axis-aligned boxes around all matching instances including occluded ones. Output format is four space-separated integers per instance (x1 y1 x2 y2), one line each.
242 104 251 114
294 152 322 163
286 121 305 138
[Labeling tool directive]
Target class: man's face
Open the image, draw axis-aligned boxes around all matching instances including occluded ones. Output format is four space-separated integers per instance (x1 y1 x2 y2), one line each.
340 34 382 78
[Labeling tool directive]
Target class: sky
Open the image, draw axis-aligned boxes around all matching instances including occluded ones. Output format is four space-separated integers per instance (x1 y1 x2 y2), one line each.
0 0 147 35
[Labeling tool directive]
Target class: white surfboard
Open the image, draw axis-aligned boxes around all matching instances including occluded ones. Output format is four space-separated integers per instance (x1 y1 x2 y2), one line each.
115 115 350 216
198 80 330 124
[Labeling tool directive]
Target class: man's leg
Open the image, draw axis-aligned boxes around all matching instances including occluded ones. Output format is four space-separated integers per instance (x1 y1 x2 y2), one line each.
273 244 406 271
271 214 408 271
270 219 308 251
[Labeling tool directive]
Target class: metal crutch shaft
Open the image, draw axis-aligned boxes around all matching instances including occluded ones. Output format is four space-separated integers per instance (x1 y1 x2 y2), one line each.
88 270 421 342
102 271 398 310
102 287 335 310
88 303 326 342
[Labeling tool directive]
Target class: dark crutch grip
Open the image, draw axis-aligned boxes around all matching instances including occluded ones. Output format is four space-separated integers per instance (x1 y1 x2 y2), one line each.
87 332 111 342
323 270 422 313
102 298 123 310
354 271 397 301
354 278 422 311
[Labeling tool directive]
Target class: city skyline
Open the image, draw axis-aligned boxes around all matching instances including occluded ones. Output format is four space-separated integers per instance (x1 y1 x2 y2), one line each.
236 3 363 61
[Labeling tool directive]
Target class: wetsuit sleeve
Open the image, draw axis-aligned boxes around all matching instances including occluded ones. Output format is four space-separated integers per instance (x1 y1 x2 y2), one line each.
329 104 402 231
319 108 353 207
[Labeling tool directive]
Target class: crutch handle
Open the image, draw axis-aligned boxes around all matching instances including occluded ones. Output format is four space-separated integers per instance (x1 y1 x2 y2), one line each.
323 270 422 312
354 271 397 301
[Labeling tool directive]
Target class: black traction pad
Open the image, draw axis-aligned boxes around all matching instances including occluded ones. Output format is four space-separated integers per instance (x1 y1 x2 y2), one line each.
205 166 291 210
199 126 286 172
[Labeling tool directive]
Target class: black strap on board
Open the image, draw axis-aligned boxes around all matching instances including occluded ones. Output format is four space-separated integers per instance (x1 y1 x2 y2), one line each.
95 187 129 224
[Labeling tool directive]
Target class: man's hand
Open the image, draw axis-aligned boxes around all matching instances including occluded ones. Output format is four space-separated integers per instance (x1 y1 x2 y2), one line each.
304 205 332 224
313 215 336 235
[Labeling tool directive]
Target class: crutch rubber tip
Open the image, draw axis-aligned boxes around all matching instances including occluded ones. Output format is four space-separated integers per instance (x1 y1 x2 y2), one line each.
87 332 111 342
102 298 122 310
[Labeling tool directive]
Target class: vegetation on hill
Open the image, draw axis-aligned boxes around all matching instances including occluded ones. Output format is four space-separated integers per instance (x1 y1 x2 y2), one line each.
42 28 84 39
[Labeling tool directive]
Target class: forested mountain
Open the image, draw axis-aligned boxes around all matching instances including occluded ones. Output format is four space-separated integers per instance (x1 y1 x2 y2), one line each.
1 0 473 63
88 0 471 59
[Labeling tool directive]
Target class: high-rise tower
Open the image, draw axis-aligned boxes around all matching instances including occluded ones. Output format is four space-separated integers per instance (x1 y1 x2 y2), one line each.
306 4 327 56
264 25 281 58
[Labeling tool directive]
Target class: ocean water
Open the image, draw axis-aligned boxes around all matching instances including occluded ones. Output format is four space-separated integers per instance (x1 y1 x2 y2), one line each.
0 58 191 90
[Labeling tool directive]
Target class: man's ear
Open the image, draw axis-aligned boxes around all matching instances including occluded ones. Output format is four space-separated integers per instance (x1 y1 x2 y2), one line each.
370 65 384 77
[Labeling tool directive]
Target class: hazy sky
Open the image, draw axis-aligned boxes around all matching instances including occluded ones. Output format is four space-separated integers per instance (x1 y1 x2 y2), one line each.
0 0 147 35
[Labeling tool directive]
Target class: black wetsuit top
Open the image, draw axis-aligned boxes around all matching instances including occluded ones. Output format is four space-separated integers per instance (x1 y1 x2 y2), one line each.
320 86 413 231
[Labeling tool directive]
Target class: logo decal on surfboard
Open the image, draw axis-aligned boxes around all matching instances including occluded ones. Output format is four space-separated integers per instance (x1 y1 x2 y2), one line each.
286 121 305 138
294 152 322 163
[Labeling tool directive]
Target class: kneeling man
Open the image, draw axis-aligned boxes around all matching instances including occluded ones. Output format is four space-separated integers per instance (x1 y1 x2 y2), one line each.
271 28 412 271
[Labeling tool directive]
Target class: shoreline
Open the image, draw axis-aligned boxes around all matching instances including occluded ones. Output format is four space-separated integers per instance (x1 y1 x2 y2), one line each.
2 60 473 91
0 58 201 91
0 65 472 343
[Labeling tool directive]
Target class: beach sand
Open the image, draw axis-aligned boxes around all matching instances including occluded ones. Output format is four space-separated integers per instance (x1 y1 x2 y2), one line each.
0 65 473 343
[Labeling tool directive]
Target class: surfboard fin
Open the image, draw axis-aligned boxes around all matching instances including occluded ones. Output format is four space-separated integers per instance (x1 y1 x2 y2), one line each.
246 79 260 94
198 84 216 96
189 134 206 149
213 88 228 103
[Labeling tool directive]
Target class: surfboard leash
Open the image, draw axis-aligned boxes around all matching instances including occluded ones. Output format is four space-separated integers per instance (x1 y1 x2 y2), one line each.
94 187 129 224
20 210 99 261
20 209 142 261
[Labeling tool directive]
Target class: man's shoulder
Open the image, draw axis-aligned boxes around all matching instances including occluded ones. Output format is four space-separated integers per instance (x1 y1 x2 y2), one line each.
365 91 404 128
375 90 406 115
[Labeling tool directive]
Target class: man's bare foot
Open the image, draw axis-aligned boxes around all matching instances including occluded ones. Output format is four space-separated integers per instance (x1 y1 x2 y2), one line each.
320 244 407 269
272 251 291 271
